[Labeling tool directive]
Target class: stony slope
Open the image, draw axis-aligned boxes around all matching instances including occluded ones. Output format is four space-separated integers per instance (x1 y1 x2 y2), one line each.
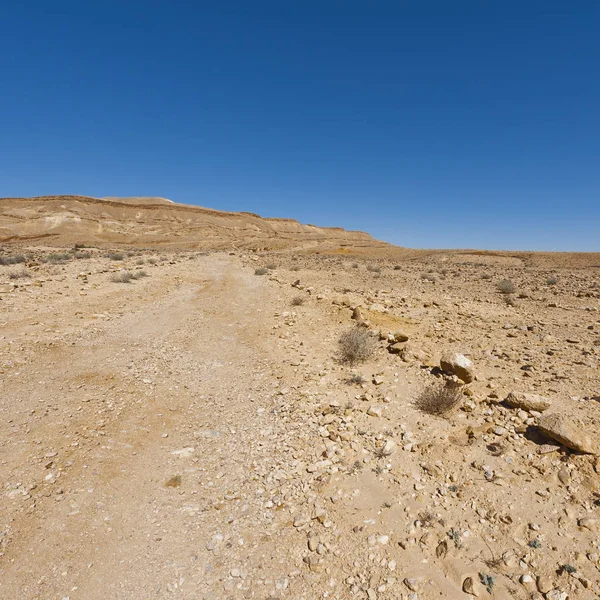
0 195 383 251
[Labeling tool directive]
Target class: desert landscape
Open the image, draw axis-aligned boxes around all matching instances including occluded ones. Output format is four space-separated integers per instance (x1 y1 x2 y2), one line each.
0 196 599 599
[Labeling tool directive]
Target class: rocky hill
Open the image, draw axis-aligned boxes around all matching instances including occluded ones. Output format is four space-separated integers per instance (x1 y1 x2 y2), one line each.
0 195 384 251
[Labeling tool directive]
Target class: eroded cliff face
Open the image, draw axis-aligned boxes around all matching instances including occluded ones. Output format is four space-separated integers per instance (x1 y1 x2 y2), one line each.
0 195 384 250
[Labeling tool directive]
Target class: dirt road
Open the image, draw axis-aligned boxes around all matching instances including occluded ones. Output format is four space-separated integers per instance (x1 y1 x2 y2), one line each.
1 254 329 599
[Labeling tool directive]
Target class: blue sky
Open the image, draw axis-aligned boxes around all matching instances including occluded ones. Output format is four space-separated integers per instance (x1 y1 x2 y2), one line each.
1 2 598 251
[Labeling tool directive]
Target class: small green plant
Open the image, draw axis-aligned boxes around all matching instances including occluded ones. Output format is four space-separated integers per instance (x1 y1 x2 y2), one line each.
528 538 542 549
254 267 268 276
338 327 376 364
479 573 495 594
447 528 462 549
497 279 516 294
560 564 576 575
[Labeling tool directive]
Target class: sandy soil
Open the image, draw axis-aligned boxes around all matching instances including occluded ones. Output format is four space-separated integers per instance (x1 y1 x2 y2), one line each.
1 247 599 599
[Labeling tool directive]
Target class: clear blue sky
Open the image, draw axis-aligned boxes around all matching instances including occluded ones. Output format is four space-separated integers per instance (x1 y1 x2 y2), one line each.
1 2 599 251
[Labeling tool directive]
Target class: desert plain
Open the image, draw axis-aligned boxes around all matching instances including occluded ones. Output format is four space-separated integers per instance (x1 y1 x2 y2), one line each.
1 196 599 599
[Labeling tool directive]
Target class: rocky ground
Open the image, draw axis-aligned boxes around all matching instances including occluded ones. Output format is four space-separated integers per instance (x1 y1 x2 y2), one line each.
0 246 599 600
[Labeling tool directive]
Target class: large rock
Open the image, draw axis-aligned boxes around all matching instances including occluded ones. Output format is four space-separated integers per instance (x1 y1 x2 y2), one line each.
505 391 552 412
440 353 475 383
537 413 597 454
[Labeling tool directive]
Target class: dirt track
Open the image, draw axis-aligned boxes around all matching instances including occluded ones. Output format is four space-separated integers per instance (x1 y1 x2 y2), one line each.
1 255 319 598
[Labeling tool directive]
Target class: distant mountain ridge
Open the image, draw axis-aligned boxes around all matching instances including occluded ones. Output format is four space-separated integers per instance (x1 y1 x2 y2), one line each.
0 195 385 250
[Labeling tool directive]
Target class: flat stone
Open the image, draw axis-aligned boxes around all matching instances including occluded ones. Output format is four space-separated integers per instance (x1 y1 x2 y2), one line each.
505 391 552 412
538 413 597 454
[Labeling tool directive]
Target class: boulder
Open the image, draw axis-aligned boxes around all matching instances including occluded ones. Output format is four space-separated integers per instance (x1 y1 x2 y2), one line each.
440 353 475 383
505 391 552 412
537 413 597 454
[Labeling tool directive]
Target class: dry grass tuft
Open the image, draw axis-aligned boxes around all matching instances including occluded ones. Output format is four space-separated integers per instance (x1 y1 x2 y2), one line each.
414 381 463 416
291 295 305 306
110 272 133 283
254 267 268 276
9 267 31 279
497 279 516 294
338 327 376 364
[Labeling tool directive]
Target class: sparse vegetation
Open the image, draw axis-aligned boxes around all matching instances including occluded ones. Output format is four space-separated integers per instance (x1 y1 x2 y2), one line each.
147 257 157 265
503 294 517 307
546 276 558 285
351 262 359 269
73 251 92 259
290 265 300 271
254 267 268 276
9 267 31 279
110 272 133 283
414 381 463 416
497 279 516 294
105 252 125 261
136 258 145 265
44 253 71 264
346 373 365 385
291 295 305 306
265 263 277 270
366 264 381 273
338 327 376 364
479 573 495 594
421 273 436 282
0 254 26 266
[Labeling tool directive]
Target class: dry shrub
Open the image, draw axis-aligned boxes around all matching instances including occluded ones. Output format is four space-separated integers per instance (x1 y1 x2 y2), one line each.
414 381 463 416
291 295 305 306
9 267 31 279
338 327 376 364
366 264 381 273
497 279 516 294
110 272 133 283
0 254 26 266
254 267 268 276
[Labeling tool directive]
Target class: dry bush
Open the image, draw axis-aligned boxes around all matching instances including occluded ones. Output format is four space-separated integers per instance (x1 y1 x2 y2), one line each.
254 267 268 276
0 254 26 266
503 294 517 307
9 267 31 279
73 251 92 259
351 263 359 269
131 270 148 279
110 272 133 283
44 252 71 264
290 265 300 272
421 273 436 282
414 381 463 416
366 264 381 273
546 276 558 285
497 279 516 294
338 327 376 364
147 257 157 265
265 263 277 270
393 265 401 270
346 373 365 385
291 295 305 306
105 252 125 261
136 258 145 265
